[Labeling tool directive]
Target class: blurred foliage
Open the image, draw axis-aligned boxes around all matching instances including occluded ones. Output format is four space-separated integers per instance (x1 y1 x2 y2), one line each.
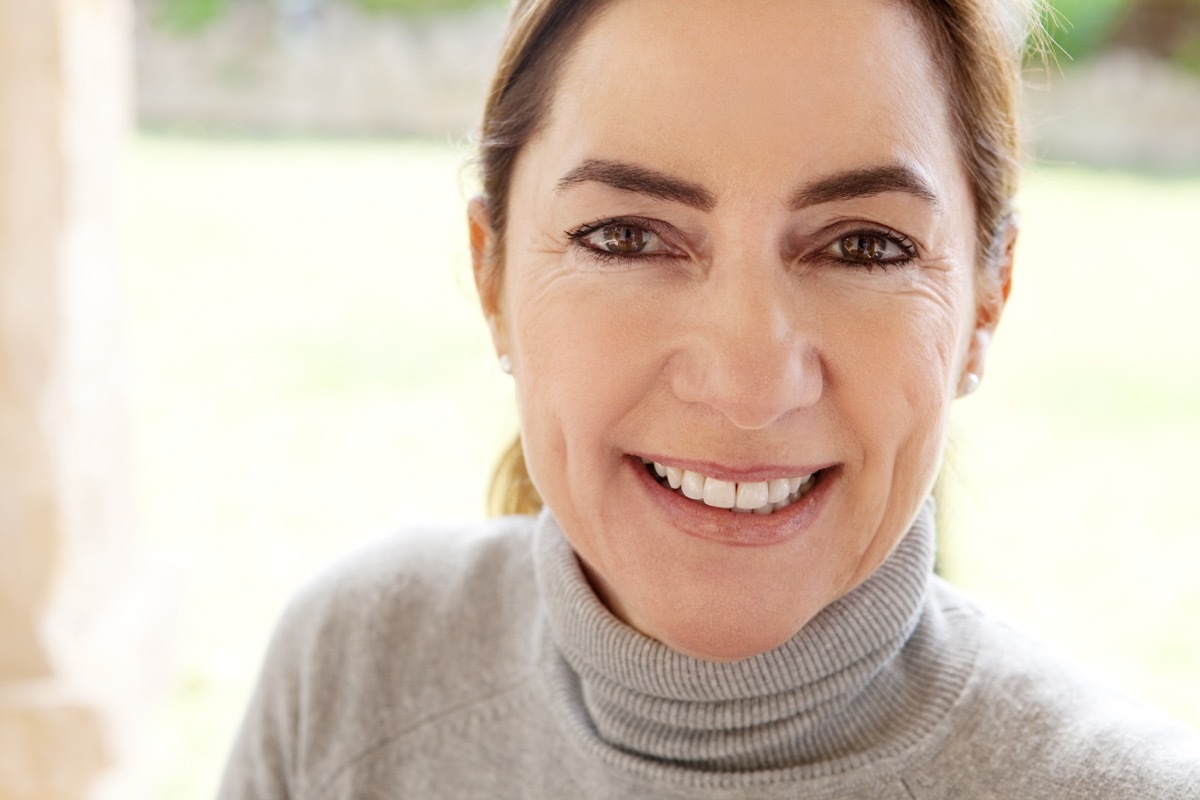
148 0 1200 74
153 0 231 31
353 0 501 13
1180 37 1200 71
151 0 502 32
1044 0 1200 71
1043 0 1129 61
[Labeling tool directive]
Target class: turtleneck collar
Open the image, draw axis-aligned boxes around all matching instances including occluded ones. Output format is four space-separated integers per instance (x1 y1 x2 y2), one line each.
533 501 975 778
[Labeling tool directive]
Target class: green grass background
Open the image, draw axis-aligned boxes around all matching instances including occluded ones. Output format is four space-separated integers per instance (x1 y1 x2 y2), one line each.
121 136 1200 798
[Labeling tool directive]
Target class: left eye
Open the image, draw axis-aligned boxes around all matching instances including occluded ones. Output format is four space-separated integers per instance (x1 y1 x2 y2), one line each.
581 223 666 256
827 232 914 264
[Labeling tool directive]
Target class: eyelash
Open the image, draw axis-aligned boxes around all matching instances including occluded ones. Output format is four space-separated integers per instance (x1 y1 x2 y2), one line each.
564 217 919 270
821 227 919 271
564 216 679 264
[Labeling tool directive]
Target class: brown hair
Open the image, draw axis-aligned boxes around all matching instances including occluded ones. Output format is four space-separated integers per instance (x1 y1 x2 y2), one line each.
477 0 1038 517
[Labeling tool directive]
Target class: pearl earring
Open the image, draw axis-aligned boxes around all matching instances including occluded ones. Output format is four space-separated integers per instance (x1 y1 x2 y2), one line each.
960 372 980 396
498 354 512 375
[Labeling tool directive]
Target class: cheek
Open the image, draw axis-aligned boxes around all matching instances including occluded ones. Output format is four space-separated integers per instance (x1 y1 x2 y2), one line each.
504 266 662 490
827 280 967 460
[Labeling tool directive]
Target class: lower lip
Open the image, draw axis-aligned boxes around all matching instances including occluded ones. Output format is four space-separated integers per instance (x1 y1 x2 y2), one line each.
627 457 836 547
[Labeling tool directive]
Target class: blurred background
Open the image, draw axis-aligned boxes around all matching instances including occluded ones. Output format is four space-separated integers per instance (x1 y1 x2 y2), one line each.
1 0 1198 797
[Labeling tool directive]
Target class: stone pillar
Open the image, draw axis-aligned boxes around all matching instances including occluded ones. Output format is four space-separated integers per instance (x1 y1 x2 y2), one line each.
0 0 132 797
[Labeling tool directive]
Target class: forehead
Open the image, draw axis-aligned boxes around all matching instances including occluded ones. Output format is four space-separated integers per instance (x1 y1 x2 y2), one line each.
533 0 961 202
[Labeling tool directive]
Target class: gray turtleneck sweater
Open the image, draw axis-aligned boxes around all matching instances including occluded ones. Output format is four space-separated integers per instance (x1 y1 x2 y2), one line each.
218 505 1200 798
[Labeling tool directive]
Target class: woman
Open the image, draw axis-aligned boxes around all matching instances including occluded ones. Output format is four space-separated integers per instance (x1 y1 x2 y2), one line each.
220 0 1200 796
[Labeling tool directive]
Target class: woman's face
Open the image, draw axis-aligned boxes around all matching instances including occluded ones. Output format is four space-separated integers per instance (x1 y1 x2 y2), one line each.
474 0 1009 660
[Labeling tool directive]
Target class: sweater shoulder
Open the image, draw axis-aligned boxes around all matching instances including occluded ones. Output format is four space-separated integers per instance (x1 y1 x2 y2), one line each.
238 515 543 795
278 514 543 689
284 514 539 632
912 579 1200 799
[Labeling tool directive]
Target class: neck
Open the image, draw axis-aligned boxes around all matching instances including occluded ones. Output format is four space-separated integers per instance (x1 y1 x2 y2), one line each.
534 501 972 773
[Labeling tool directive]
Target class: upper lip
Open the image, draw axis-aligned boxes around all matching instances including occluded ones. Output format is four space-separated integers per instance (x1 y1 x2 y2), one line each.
634 454 836 482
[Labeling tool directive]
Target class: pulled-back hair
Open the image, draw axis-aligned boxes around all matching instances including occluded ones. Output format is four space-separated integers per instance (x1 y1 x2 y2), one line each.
477 0 1040 516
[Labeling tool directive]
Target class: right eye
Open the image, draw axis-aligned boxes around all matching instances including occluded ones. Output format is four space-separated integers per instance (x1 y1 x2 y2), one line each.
584 223 663 255
567 217 679 263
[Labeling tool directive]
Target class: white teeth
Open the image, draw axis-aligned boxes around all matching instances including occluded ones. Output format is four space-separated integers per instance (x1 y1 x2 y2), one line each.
666 465 683 489
735 480 770 510
681 470 706 500
649 460 821 516
702 478 736 509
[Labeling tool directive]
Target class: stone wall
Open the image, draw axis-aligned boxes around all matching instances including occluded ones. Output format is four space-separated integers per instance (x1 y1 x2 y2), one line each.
136 0 506 137
0 0 139 797
134 2 1200 170
1025 50 1200 172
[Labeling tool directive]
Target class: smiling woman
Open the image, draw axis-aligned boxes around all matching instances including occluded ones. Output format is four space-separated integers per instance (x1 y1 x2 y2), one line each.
474 0 998 664
217 0 1200 797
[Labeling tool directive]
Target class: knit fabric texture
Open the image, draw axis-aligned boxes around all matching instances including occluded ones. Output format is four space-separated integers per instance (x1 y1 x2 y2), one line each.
218 505 1200 798
537 503 972 775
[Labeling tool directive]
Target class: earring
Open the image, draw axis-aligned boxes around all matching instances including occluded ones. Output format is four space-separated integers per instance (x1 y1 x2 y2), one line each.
960 372 980 396
498 354 512 375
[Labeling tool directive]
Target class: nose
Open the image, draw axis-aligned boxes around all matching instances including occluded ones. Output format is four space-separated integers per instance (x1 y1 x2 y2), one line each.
667 263 822 430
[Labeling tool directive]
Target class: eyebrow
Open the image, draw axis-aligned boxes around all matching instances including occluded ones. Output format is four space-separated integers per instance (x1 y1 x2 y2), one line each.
555 159 717 211
555 159 940 213
789 165 941 210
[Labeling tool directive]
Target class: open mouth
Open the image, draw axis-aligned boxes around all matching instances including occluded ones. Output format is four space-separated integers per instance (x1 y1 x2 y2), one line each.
642 459 826 516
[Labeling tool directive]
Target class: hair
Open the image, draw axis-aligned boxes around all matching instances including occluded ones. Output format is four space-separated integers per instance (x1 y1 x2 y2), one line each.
477 0 1041 517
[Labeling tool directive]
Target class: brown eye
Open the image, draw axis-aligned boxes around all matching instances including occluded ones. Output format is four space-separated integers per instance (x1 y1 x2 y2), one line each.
840 233 892 261
567 216 682 264
824 229 915 266
597 224 653 254
574 220 672 260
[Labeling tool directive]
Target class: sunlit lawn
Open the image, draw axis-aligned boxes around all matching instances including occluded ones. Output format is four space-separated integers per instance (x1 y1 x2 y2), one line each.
121 135 1200 799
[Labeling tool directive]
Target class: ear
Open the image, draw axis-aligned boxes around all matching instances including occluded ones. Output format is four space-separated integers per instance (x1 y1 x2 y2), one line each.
468 196 509 360
959 215 1017 397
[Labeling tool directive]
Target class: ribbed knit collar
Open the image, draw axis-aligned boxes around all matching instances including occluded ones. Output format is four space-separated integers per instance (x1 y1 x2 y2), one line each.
534 501 973 780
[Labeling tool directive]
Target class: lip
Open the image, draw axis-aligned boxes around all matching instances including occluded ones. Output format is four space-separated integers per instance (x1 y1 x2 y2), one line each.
626 455 838 547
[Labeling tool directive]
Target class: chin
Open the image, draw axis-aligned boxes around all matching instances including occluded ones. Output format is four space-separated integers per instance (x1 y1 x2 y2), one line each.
670 632 802 664
641 597 825 663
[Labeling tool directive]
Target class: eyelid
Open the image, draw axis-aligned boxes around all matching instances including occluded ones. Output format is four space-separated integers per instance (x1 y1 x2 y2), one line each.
804 221 921 264
566 215 675 241
565 215 687 259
